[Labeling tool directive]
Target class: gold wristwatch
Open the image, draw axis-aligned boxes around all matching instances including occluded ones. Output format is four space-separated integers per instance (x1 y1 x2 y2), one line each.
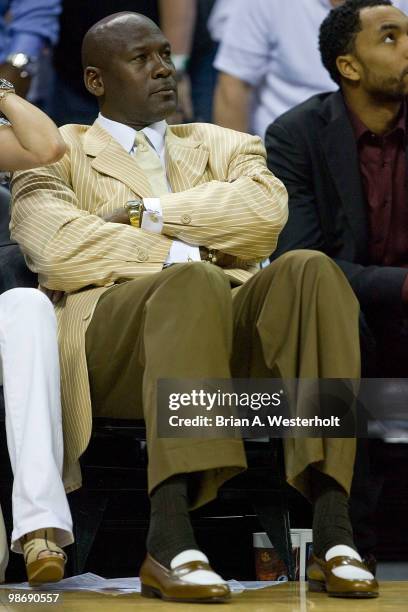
125 199 144 228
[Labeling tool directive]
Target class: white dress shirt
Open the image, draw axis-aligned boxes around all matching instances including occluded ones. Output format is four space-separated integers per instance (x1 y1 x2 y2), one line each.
96 113 201 264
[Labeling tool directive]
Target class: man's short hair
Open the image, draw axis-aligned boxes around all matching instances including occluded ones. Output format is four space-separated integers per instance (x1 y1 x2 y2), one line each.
319 0 392 85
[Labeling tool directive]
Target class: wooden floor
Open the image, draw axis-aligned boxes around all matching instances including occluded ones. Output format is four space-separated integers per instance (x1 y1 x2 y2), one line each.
0 582 406 611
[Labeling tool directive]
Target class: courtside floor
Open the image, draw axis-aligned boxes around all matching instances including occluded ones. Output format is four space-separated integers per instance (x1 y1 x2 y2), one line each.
0 582 406 611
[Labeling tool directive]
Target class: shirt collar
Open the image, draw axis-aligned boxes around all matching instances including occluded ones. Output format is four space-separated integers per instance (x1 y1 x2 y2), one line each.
348 101 407 144
96 113 167 155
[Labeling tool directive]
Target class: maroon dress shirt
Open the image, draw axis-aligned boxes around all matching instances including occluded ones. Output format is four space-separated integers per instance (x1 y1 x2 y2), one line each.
349 104 408 302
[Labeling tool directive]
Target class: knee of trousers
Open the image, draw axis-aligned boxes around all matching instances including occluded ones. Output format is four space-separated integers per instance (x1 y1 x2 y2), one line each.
159 263 233 326
169 262 231 301
272 249 334 271
271 249 356 297
0 287 56 324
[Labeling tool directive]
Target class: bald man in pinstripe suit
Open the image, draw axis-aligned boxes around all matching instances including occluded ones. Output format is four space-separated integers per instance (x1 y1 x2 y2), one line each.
9 11 372 603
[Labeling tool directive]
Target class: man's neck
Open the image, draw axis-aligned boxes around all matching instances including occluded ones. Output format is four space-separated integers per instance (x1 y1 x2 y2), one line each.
101 114 149 131
342 87 403 135
99 107 157 131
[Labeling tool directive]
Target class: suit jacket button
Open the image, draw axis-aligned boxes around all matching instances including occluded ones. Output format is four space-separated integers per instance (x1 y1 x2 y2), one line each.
181 214 192 224
136 248 148 262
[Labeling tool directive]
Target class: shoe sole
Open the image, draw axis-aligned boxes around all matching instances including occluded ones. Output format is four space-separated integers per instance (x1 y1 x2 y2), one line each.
141 583 231 603
27 558 65 585
329 592 379 598
308 579 379 599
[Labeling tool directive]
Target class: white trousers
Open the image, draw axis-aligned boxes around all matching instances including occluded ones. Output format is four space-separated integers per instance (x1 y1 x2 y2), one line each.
0 288 73 580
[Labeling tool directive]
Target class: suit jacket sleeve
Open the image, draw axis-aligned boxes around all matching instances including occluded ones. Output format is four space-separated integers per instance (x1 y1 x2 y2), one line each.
10 128 287 292
266 120 328 256
10 144 172 293
161 130 288 260
265 119 408 316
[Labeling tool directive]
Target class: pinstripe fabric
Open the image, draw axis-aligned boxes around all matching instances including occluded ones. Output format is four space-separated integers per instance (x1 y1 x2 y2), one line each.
10 121 288 492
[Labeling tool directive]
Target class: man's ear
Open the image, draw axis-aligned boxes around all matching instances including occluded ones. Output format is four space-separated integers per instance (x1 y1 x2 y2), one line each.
84 66 104 97
336 54 361 83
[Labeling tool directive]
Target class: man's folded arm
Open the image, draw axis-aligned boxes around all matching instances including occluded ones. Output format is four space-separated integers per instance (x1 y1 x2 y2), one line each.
10 160 172 293
160 132 288 260
11 131 288 289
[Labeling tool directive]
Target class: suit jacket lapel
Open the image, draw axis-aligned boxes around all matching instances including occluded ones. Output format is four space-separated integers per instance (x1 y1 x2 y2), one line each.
319 92 369 257
84 122 153 197
165 127 209 192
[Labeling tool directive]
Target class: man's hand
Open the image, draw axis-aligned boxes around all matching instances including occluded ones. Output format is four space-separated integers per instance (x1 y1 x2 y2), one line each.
0 63 31 98
200 247 238 269
214 252 239 269
102 208 130 224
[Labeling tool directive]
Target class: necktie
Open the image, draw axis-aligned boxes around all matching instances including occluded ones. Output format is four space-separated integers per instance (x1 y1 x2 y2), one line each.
134 131 169 195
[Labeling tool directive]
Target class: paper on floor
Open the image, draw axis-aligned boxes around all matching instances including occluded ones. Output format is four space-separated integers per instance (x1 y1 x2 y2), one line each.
0 572 286 595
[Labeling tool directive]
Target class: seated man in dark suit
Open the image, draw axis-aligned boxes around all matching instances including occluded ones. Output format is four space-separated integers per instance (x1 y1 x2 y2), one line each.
266 0 408 378
266 0 408 566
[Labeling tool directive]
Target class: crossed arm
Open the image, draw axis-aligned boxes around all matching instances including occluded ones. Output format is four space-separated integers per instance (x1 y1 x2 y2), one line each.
11 129 287 293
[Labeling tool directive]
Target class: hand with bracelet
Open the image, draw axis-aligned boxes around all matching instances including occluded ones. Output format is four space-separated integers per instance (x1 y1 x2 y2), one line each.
103 201 238 268
199 246 239 269
0 78 66 170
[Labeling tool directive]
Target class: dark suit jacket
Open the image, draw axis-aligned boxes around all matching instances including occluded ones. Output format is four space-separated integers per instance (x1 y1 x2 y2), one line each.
266 90 408 317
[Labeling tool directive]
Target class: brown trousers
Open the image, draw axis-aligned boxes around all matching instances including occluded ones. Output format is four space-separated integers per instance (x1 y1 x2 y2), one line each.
85 250 360 508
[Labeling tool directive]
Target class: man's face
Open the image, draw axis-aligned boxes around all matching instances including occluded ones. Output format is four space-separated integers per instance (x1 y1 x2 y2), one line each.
97 20 177 126
351 5 408 101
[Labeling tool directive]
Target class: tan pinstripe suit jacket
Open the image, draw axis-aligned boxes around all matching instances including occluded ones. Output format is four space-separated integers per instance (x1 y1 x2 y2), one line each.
10 121 288 492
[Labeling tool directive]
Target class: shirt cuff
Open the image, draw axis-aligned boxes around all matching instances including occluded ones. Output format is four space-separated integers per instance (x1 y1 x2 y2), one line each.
141 197 201 264
165 241 201 265
141 197 163 233
6 33 45 59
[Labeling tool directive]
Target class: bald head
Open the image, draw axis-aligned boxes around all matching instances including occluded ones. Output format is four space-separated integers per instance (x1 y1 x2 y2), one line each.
81 12 159 70
82 11 177 129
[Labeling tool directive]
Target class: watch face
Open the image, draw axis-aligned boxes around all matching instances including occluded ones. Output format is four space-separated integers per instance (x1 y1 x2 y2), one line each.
0 78 14 91
8 53 29 69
